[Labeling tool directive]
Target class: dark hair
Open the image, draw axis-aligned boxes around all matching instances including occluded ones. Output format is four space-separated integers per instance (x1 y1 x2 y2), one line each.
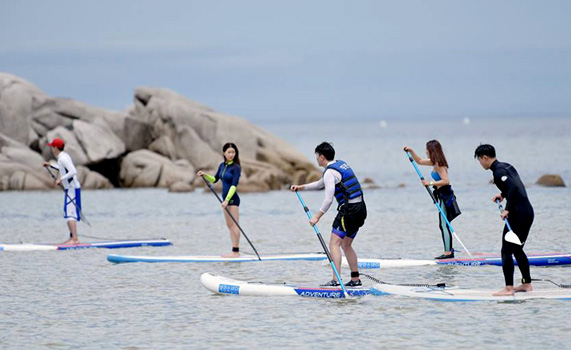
426 140 448 168
474 144 496 159
315 142 335 161
222 142 240 165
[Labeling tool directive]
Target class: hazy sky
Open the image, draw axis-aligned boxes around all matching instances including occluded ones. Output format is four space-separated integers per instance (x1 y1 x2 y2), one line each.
1 0 570 121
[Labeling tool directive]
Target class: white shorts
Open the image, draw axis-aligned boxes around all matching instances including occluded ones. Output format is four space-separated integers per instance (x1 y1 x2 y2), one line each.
63 188 82 222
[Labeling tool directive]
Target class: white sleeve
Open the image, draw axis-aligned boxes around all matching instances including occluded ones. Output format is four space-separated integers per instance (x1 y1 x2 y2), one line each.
304 177 325 191
59 155 77 182
319 170 338 213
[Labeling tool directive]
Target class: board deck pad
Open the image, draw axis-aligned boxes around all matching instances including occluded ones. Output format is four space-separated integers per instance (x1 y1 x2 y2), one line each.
370 283 571 301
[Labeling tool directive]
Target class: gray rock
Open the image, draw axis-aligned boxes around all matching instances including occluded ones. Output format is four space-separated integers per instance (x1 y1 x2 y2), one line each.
0 73 47 145
536 174 566 187
119 149 195 188
168 181 195 193
73 119 125 163
128 87 320 190
76 165 113 189
42 127 89 165
149 135 177 160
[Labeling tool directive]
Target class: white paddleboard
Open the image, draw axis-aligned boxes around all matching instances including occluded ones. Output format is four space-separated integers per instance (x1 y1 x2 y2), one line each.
371 283 571 301
0 239 171 251
201 273 369 298
108 252 327 263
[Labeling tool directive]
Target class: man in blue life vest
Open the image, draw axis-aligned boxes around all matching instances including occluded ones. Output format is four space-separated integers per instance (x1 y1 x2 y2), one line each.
291 142 367 286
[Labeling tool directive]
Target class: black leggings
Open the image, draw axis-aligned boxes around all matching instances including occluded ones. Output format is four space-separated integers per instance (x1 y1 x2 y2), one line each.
501 211 534 286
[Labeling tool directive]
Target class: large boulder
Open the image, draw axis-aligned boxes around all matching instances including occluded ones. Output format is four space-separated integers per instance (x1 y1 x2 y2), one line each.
0 132 113 191
0 154 54 191
76 165 114 189
119 149 195 188
0 132 54 190
31 99 127 165
129 87 321 190
536 174 566 187
0 73 47 145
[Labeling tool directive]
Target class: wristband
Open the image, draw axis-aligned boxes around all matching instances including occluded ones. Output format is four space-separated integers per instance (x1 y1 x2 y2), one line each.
430 181 434 186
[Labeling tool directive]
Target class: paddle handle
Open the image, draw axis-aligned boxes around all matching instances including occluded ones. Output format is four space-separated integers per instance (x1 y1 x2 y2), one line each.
295 191 348 298
201 176 261 261
495 199 514 232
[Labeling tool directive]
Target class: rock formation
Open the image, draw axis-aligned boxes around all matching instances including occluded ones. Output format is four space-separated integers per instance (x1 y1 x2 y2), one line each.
0 72 320 192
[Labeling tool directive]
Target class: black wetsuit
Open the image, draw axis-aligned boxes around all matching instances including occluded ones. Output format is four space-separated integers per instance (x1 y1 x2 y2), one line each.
491 160 534 286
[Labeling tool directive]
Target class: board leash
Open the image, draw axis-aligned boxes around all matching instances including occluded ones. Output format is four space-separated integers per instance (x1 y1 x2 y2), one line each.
532 279 571 289
361 273 446 288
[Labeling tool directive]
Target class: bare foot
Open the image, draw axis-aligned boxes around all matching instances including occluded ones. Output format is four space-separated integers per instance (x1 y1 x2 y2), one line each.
514 283 533 292
493 286 515 296
60 240 80 245
222 252 240 258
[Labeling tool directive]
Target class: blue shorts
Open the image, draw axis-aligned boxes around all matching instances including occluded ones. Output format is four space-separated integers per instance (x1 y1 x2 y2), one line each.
63 188 82 221
331 201 367 239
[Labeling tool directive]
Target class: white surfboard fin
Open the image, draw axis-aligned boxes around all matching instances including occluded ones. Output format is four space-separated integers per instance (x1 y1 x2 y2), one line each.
505 230 522 245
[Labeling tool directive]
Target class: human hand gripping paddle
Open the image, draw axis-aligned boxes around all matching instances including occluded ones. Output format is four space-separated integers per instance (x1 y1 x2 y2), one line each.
200 175 261 261
294 191 348 298
404 151 473 259
495 199 522 245
44 166 91 227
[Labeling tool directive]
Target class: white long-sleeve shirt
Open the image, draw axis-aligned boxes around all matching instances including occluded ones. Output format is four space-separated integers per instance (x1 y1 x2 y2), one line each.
50 151 81 189
304 161 341 213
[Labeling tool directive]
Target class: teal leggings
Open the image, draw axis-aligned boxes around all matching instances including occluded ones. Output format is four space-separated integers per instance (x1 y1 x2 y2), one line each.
438 199 453 252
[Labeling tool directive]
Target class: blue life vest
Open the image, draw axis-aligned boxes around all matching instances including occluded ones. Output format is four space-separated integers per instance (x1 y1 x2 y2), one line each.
325 160 363 205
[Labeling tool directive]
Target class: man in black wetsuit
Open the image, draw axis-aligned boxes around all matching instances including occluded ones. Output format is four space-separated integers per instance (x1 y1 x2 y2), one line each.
475 144 534 296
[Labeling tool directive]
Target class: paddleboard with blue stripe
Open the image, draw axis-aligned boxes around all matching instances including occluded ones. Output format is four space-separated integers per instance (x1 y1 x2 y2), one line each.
0 239 171 251
200 273 369 298
350 253 571 269
108 252 327 264
370 283 571 301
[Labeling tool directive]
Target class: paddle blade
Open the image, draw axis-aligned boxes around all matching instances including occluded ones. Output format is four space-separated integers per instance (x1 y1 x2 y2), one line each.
505 230 522 245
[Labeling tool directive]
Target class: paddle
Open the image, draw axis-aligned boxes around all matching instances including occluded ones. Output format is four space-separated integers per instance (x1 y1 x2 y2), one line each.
294 191 348 298
201 176 261 261
495 199 522 245
405 151 473 259
45 166 91 227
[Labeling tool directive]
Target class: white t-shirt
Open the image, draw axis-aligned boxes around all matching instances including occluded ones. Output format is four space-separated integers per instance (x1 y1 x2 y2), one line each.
51 151 81 189
304 161 341 214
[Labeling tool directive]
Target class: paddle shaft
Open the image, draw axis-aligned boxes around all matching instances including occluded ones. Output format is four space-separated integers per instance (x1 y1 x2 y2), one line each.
495 200 514 232
201 176 261 261
45 167 91 227
295 191 348 298
405 151 473 259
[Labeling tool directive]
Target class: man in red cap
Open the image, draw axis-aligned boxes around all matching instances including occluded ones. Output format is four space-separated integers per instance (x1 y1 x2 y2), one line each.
43 137 82 245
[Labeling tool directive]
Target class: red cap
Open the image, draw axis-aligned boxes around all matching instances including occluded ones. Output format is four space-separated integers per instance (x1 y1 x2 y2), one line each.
48 138 64 149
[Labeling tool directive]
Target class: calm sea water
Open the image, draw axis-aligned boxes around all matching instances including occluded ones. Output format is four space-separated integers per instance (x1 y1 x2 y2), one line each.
1 117 570 349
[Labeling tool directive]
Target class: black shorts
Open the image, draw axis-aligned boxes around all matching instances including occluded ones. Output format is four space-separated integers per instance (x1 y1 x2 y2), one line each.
332 201 367 239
